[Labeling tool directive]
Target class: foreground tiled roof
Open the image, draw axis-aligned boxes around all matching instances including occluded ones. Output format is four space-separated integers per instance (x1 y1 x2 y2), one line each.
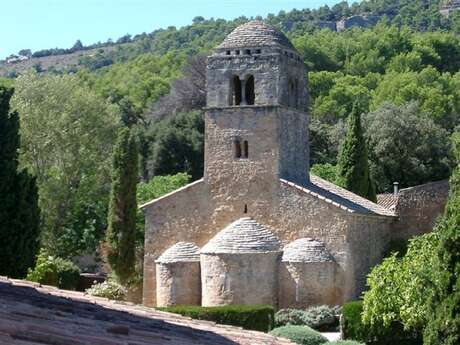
201 217 281 254
217 20 295 50
0 277 294 345
155 242 200 264
282 238 334 263
281 175 396 217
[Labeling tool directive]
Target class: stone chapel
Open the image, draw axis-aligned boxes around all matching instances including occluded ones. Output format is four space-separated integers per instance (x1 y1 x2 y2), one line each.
140 21 449 308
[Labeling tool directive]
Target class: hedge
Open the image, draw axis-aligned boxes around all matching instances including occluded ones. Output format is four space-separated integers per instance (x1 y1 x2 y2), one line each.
158 304 274 332
341 301 422 345
270 325 328 345
326 341 364 345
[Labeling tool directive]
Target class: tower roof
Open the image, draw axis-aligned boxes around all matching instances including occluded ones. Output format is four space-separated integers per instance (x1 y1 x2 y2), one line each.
155 242 200 263
282 238 334 263
201 217 281 254
217 20 295 50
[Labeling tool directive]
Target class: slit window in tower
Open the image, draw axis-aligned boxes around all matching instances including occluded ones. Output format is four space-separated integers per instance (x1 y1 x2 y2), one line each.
231 75 242 106
243 140 249 159
234 140 242 158
245 75 255 105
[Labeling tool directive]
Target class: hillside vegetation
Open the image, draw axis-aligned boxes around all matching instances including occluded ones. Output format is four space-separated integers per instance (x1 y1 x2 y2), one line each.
2 0 460 76
0 0 458 266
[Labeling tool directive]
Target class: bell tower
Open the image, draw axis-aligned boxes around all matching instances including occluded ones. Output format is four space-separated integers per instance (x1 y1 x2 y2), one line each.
204 21 310 205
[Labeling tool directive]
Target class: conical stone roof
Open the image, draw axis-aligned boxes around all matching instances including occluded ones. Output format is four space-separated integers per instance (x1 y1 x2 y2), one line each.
282 238 334 263
155 242 200 264
217 20 295 50
201 217 281 254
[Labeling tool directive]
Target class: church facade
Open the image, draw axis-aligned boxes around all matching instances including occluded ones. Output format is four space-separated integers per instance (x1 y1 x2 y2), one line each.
141 21 448 308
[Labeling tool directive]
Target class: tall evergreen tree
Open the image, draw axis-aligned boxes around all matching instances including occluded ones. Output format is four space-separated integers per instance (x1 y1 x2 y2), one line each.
336 101 376 202
106 127 138 284
424 132 460 345
0 86 40 278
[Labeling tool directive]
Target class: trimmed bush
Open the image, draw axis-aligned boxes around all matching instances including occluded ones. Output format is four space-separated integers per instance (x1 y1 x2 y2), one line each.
275 309 312 327
26 251 80 290
341 301 422 345
275 306 339 332
270 325 328 345
158 305 274 332
86 280 126 301
326 341 364 345
304 305 339 331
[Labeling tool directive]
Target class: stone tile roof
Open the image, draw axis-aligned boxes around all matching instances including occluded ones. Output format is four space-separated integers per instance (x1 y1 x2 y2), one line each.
201 217 281 254
155 242 200 264
281 175 396 217
0 277 295 345
282 238 334 263
217 20 295 50
377 193 398 211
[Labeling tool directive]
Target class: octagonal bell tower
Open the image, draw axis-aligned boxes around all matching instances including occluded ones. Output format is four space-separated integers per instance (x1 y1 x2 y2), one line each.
204 21 310 210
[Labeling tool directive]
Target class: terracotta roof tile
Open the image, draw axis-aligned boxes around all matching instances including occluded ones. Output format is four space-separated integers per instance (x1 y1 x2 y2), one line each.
0 276 295 345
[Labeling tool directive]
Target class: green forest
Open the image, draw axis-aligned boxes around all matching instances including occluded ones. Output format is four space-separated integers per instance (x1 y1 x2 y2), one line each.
0 1 460 343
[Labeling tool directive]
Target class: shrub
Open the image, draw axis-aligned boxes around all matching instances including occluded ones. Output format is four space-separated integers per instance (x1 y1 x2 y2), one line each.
326 341 364 345
26 251 80 290
86 279 126 301
341 301 422 345
275 309 312 327
304 305 340 331
269 325 328 345
275 306 340 332
158 305 274 332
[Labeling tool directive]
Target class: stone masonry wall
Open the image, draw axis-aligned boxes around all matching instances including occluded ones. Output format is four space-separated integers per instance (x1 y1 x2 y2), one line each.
346 215 393 299
278 261 338 308
156 262 201 307
143 177 392 306
392 180 449 240
201 252 280 307
206 53 282 107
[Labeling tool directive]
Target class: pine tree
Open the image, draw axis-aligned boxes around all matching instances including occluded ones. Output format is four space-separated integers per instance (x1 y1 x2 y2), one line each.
336 102 376 202
424 132 460 345
0 86 40 278
106 127 138 284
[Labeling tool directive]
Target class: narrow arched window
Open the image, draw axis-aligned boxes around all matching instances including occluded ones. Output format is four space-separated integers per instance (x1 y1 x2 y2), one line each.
245 75 255 105
231 75 242 106
234 140 242 158
243 140 249 158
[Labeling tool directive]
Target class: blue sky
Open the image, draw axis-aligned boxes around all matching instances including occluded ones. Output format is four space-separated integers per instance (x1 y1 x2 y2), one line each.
1 0 342 57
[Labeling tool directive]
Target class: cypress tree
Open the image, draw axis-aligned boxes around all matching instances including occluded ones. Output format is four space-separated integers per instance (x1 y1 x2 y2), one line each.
106 127 138 284
0 86 40 278
336 102 376 202
424 133 460 345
